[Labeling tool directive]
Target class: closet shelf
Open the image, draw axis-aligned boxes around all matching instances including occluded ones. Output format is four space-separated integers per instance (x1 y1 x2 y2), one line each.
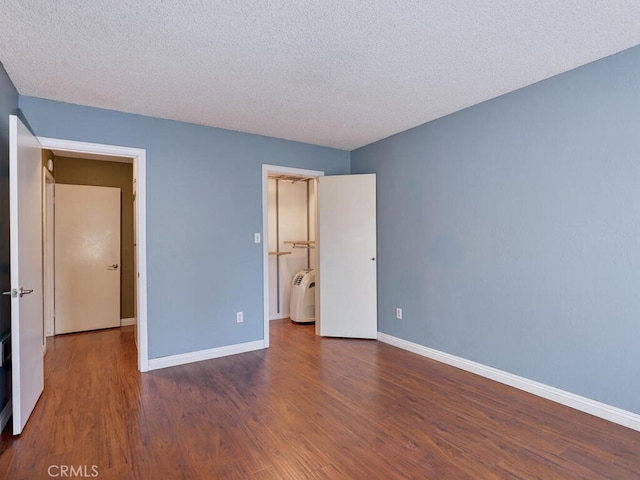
269 251 292 256
284 240 315 249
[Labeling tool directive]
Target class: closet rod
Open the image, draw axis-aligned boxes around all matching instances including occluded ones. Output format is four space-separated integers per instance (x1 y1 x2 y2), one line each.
283 241 315 249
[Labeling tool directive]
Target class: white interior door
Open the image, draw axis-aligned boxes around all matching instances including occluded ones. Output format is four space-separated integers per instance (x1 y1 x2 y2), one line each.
7 115 44 435
318 174 377 338
55 184 121 334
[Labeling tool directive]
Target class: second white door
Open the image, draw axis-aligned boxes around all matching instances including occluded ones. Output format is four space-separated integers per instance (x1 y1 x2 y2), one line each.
318 174 377 338
55 184 121 334
8 115 44 435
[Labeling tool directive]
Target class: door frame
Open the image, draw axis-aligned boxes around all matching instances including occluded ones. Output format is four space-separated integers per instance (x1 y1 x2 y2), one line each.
261 164 323 347
37 137 149 372
42 167 55 342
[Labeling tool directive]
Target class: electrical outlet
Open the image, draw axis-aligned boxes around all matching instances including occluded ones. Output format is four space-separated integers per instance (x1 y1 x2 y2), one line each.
254 233 261 243
236 312 244 323
396 308 402 320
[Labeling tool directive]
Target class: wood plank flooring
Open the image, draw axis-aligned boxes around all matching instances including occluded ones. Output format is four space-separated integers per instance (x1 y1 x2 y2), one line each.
1 320 639 479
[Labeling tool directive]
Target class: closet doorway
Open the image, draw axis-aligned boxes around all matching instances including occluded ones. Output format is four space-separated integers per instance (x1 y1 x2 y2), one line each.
262 166 323 346
262 165 378 347
267 173 318 324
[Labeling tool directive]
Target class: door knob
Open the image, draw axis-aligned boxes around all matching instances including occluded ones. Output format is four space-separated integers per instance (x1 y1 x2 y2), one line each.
108 264 118 269
2 287 33 298
3 288 32 298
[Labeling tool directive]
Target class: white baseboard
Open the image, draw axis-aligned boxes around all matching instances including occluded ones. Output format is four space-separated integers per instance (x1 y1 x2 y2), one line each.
0 399 11 433
148 340 265 371
378 332 640 432
120 317 136 327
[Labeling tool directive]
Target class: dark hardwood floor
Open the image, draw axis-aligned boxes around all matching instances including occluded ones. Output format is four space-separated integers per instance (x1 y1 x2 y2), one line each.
0 320 639 479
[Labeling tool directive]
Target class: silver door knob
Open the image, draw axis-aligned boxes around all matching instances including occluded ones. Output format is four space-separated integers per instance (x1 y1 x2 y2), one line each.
108 264 118 269
2 288 30 298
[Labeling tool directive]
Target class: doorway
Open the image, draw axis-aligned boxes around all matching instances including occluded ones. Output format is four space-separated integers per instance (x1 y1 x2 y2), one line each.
263 165 379 346
45 153 131 335
38 137 149 372
267 173 318 323
262 165 324 347
54 182 122 334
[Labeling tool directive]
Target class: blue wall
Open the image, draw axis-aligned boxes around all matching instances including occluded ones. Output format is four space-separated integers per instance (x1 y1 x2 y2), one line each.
0 64 18 415
352 45 640 414
19 97 349 359
14 44 640 416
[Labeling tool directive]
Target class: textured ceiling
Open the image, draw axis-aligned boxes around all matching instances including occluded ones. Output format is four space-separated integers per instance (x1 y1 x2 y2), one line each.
2 1 640 150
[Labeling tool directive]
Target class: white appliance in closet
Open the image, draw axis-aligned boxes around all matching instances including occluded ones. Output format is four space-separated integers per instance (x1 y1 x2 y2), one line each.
290 269 316 323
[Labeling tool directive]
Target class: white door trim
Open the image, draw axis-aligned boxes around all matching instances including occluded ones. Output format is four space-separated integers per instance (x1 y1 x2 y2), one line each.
37 137 149 372
262 165 324 348
42 167 55 340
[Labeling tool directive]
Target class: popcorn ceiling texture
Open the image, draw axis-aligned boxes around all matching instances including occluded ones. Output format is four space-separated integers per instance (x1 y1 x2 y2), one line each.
2 0 640 150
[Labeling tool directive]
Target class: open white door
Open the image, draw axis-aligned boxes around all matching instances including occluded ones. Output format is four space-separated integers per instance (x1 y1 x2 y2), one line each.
318 174 377 338
7 115 44 435
55 184 121 334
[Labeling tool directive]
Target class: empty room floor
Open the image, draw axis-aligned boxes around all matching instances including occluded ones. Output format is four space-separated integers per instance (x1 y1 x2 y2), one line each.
0 320 639 479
